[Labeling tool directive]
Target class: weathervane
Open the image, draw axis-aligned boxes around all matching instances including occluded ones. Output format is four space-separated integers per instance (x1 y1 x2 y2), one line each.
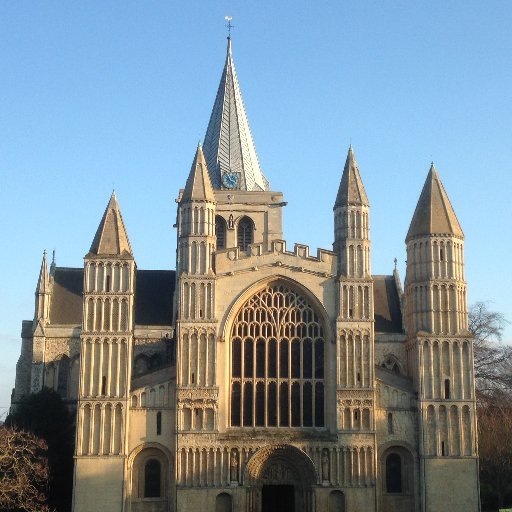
225 16 234 36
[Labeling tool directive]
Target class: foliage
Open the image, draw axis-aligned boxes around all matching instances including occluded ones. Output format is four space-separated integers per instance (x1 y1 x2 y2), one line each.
0 426 54 512
5 388 75 512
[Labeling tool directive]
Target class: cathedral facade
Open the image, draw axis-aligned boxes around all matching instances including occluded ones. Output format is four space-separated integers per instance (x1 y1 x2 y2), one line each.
11 37 480 512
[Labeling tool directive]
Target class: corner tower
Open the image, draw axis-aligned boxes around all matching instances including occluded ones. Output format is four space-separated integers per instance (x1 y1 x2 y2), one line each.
333 147 376 499
405 165 479 512
74 192 136 511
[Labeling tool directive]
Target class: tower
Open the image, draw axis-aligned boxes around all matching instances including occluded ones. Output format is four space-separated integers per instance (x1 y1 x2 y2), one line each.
333 146 376 502
73 192 136 511
405 164 479 511
175 144 218 436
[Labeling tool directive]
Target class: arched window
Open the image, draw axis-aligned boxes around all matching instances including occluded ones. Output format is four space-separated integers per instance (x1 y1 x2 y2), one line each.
444 379 451 399
387 412 393 434
216 216 227 250
156 411 162 435
144 459 161 497
215 492 232 512
328 490 345 512
386 453 402 493
230 283 325 427
237 216 254 252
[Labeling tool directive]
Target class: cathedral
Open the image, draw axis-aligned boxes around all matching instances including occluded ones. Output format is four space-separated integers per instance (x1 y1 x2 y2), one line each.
11 36 480 512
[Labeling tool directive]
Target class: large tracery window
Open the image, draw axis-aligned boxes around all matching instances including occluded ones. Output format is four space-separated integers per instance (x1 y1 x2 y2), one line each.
230 283 325 428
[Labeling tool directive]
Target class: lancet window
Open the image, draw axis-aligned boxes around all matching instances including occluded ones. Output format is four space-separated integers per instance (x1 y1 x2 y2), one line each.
237 216 254 252
230 283 325 428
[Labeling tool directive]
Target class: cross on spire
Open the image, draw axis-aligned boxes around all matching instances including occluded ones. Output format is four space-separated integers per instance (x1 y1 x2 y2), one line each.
225 16 234 37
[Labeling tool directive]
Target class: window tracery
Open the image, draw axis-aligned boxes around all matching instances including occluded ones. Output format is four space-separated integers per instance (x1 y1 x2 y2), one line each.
237 216 254 252
230 283 325 428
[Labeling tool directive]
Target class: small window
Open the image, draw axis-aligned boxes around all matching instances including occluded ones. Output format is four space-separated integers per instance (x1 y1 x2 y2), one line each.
215 216 227 250
237 217 253 252
106 275 111 292
156 411 162 435
144 459 161 498
387 412 393 434
101 376 107 395
444 379 451 399
440 248 444 261
441 441 446 456
386 453 402 493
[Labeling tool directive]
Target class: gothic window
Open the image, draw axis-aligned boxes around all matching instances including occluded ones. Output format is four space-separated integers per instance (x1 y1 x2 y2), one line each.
144 459 161 497
230 283 325 428
216 216 227 250
385 453 402 493
237 216 254 252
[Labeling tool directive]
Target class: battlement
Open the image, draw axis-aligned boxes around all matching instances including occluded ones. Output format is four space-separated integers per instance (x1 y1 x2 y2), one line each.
215 239 337 277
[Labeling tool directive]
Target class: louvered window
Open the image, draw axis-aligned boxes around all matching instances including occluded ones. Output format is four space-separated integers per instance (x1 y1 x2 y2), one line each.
237 216 253 252
215 216 227 250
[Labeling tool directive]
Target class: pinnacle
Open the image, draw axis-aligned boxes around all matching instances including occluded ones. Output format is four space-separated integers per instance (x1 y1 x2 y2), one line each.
36 250 49 294
88 192 133 257
334 145 369 208
406 164 463 241
182 144 216 202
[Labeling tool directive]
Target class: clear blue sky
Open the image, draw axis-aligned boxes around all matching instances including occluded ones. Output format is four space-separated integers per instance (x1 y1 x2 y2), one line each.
1 1 511 414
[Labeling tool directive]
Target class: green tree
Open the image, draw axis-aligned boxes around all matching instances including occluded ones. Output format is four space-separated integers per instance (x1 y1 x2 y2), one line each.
6 389 74 512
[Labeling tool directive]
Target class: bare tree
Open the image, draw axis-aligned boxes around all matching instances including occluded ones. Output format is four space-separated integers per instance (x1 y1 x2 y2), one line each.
478 396 512 510
469 301 512 396
0 426 54 512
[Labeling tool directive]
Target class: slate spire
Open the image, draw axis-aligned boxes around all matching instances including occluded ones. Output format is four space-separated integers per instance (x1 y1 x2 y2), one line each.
202 36 269 191
334 145 369 208
406 163 463 242
182 143 215 203
89 192 133 257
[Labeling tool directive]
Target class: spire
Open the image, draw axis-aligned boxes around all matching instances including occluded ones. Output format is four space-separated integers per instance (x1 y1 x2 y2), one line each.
36 250 49 294
406 163 463 242
182 143 216 202
334 145 369 208
88 192 133 257
202 36 269 191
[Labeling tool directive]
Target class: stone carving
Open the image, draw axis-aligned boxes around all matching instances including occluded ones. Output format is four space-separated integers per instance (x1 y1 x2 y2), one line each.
321 449 330 481
230 449 239 482
262 462 295 483
228 214 235 230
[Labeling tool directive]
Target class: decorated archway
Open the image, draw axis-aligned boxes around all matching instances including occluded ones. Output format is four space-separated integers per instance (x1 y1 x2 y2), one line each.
244 444 318 512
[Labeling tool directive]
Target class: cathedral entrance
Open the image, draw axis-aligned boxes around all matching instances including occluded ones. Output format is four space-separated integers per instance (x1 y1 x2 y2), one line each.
262 485 295 512
244 445 318 512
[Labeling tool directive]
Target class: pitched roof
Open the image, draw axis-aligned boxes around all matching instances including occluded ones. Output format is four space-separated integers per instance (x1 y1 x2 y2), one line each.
406 164 463 242
48 267 176 326
373 275 403 333
182 144 215 202
203 37 269 191
334 146 369 208
49 268 84 325
88 192 133 257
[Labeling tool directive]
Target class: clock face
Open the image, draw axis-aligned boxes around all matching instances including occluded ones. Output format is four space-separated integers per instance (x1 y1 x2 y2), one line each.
222 172 239 189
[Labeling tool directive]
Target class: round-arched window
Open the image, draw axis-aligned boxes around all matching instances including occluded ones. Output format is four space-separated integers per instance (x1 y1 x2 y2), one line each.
230 283 325 428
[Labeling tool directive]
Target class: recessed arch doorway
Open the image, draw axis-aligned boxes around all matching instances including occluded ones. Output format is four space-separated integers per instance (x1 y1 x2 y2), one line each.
244 444 318 512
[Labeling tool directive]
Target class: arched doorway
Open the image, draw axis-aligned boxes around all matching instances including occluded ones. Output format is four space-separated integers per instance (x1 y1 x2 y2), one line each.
244 445 318 512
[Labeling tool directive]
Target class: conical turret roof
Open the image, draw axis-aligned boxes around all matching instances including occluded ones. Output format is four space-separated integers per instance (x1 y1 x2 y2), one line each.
88 192 133 257
334 146 369 208
203 37 269 191
182 144 215 202
406 164 463 242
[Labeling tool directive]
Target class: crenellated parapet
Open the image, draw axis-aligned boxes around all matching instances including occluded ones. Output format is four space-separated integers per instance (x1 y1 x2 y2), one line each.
215 240 337 278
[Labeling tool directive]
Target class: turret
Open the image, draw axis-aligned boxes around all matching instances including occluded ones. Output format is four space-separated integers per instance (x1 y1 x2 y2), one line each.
333 146 371 279
74 191 135 509
34 250 51 323
405 164 467 335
